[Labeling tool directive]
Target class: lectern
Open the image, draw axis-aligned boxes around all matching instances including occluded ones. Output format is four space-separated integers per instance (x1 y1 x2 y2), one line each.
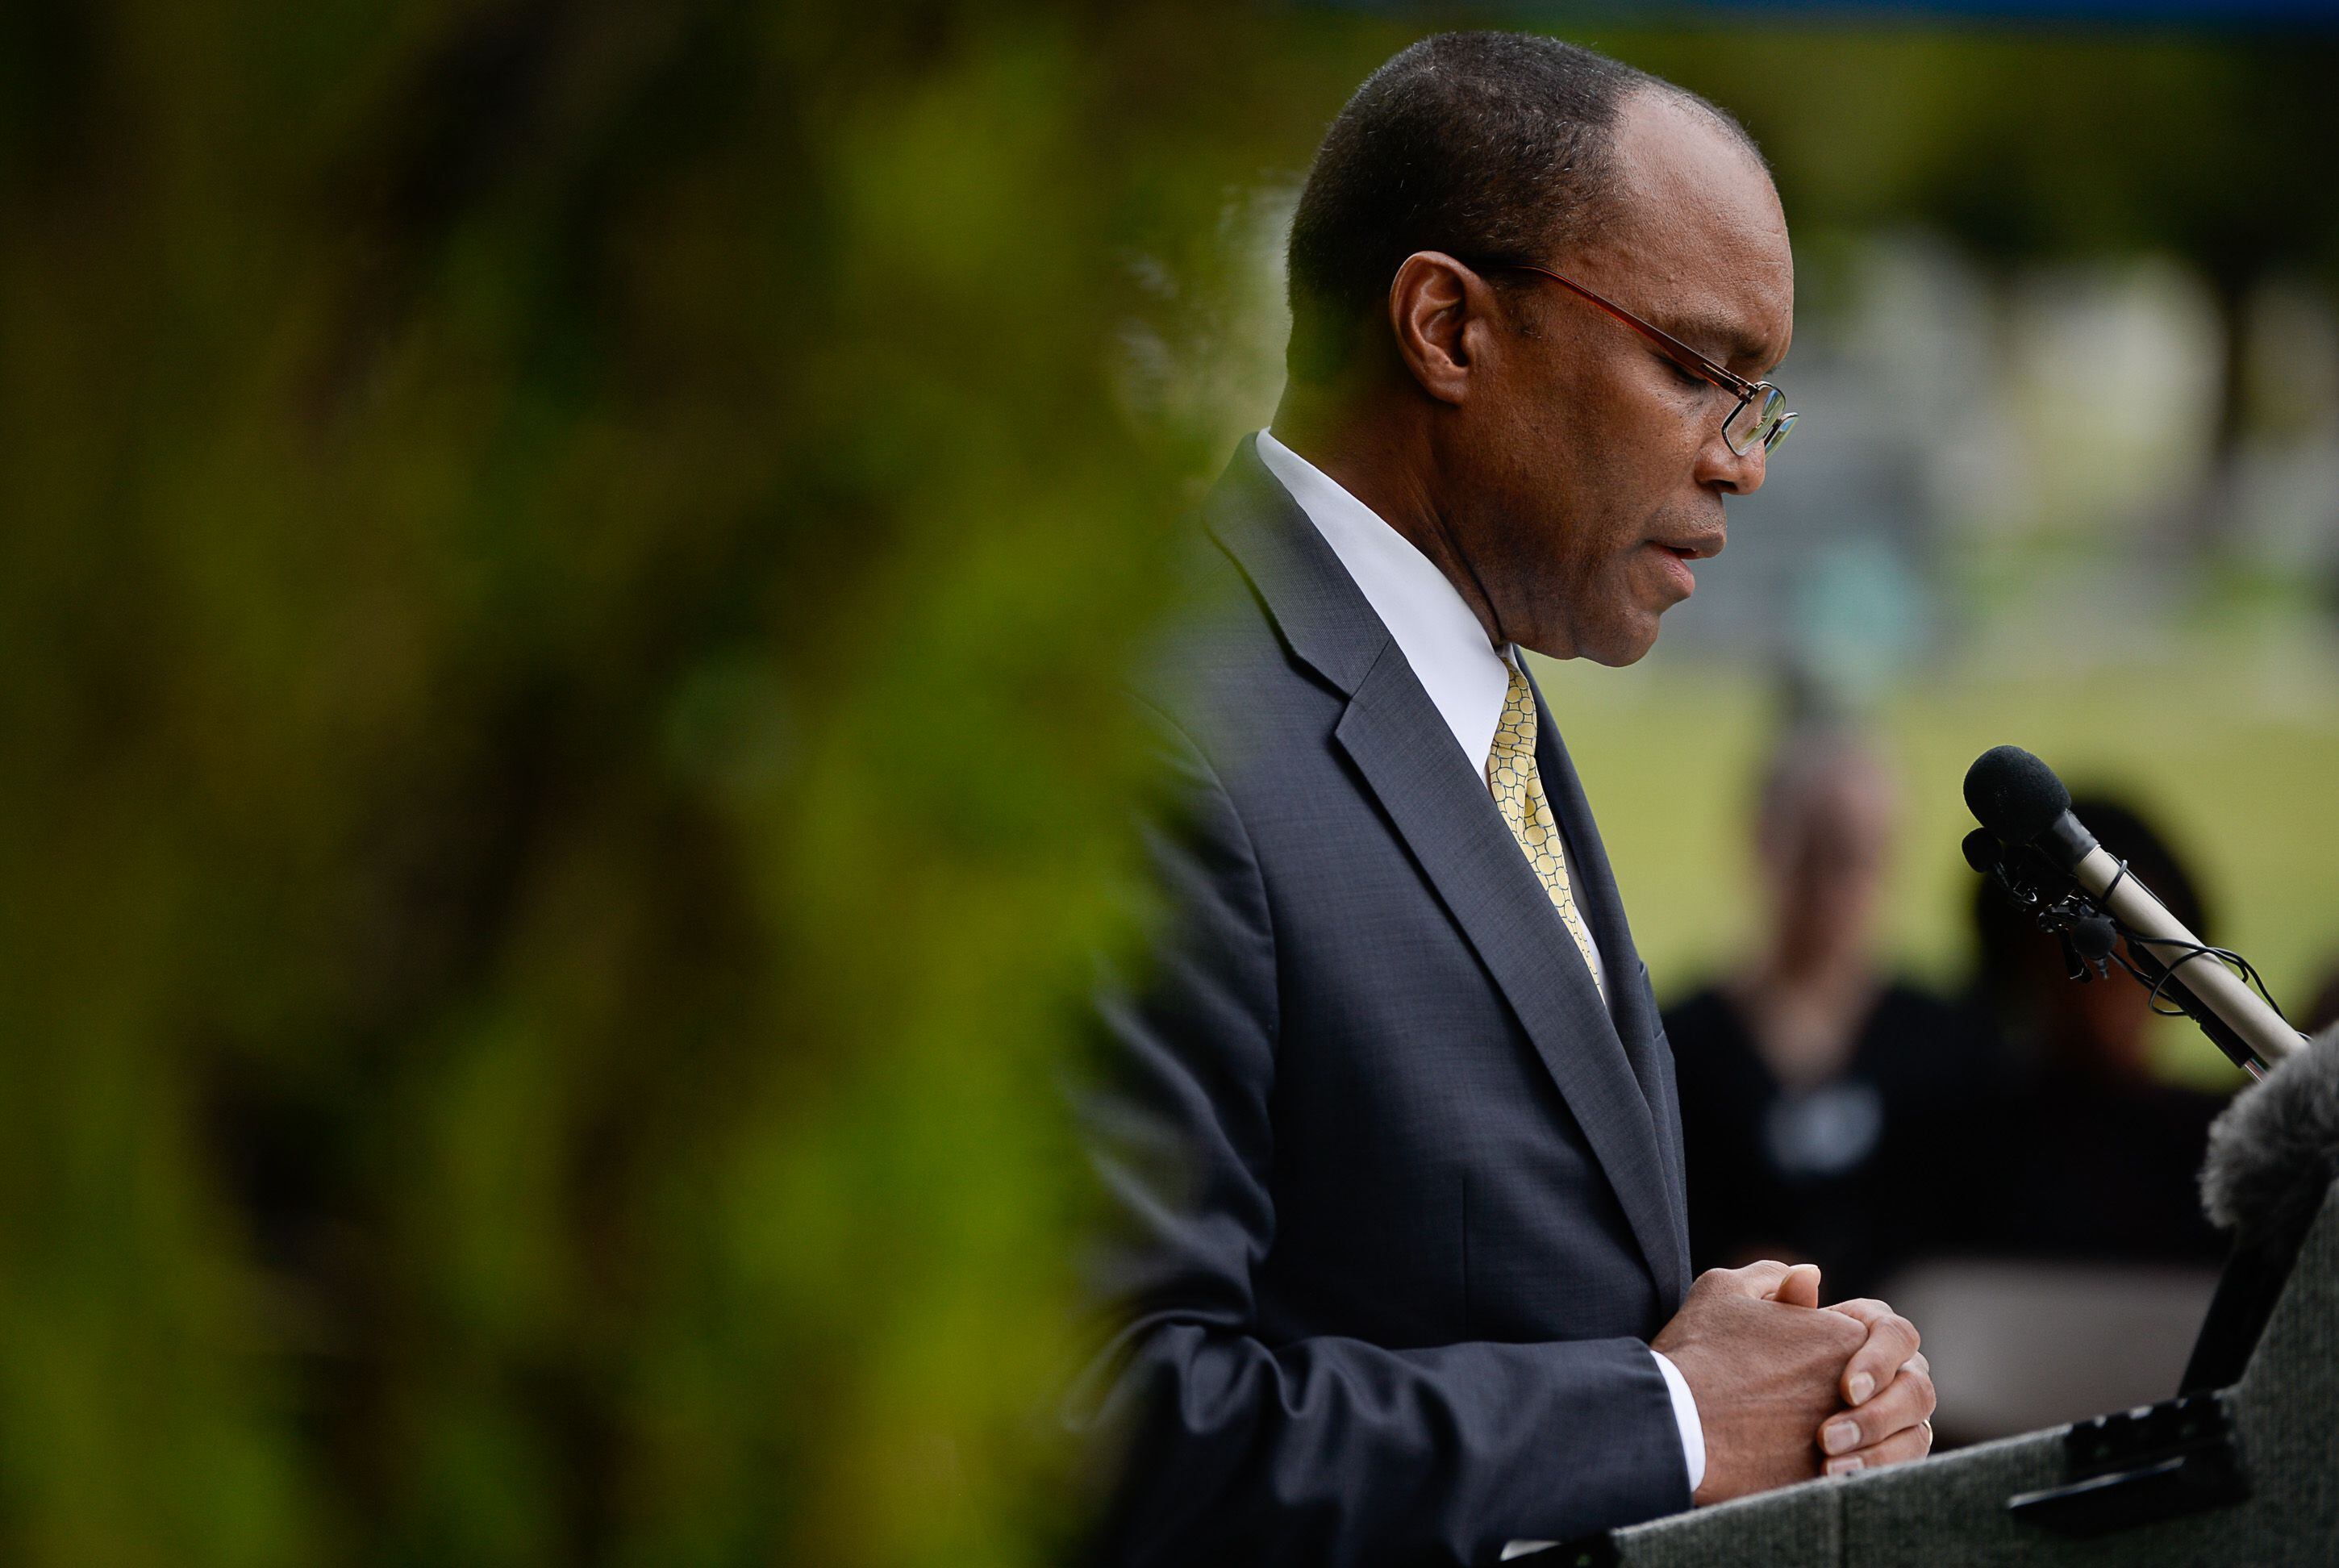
1532 1176 2339 1566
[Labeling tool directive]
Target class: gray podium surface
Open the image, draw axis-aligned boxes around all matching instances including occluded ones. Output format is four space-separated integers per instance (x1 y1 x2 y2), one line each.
1583 1179 2339 1567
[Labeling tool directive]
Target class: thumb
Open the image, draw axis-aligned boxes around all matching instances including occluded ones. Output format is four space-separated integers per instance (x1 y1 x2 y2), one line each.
1765 1262 1823 1309
1707 1258 1793 1299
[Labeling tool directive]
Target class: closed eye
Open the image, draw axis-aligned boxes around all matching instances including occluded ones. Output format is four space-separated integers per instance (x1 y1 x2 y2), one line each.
1661 356 1710 393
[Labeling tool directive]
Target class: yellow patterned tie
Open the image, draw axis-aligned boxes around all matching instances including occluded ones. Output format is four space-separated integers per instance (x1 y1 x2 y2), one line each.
1487 661 1603 998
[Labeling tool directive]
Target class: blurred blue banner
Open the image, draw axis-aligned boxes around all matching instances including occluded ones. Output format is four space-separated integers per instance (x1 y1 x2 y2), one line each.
1333 2 2339 21
1703 1 2338 17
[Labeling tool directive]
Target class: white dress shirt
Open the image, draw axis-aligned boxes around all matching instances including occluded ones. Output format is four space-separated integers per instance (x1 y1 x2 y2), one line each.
1253 429 1703 1499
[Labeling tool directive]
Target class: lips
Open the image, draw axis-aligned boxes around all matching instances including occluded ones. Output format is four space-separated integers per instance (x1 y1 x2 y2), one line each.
1643 523 1725 601
1649 541 1698 598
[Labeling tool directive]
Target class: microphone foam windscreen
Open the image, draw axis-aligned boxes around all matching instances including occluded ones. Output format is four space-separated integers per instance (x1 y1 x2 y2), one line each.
1963 745 2071 846
2201 1024 2339 1257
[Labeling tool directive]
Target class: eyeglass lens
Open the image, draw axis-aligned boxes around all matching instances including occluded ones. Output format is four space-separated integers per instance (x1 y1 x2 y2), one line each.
1724 385 1794 456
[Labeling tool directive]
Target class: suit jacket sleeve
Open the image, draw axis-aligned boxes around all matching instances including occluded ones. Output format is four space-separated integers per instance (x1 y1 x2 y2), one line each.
1073 706 1691 1567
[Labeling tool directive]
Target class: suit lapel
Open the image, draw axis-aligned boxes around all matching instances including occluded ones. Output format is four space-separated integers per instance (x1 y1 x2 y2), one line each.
1205 438 1686 1299
1528 675 1691 1302
1335 652 1685 1298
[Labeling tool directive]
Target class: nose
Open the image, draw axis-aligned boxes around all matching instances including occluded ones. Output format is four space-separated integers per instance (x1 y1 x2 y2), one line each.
1697 426 1767 496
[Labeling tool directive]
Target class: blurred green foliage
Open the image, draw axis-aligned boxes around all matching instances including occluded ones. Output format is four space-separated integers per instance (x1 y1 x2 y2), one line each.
3 2 2337 1563
0 2 1278 1562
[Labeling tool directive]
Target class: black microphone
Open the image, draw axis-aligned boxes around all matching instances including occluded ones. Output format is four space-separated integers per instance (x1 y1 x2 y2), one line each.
1963 745 2302 1073
1963 745 2099 869
2183 1024 2339 1389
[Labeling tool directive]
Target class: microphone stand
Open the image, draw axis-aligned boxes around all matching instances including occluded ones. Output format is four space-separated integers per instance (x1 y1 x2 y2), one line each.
1962 829 2293 1080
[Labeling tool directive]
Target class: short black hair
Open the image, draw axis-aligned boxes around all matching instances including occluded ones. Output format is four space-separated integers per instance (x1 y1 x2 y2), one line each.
1284 32 1757 381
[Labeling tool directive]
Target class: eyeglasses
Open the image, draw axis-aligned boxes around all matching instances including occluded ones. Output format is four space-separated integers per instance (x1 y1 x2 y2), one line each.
1474 260 1797 458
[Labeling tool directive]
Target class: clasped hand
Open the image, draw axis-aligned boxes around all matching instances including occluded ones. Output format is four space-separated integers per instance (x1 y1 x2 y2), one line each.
1652 1260 1936 1504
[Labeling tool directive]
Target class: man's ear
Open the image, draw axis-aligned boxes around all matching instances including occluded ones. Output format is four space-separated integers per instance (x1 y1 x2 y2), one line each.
1386 251 1491 407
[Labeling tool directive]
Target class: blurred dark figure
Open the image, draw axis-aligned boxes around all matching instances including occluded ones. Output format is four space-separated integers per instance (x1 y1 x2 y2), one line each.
1958 795 2241 1264
1666 722 1998 1301
2299 960 2339 1036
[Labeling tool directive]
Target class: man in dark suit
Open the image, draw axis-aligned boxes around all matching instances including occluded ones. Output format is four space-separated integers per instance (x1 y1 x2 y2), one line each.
1076 35 1935 1564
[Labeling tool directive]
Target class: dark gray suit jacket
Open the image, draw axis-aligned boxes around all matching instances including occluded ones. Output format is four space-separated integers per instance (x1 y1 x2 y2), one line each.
1079 438 1695 1566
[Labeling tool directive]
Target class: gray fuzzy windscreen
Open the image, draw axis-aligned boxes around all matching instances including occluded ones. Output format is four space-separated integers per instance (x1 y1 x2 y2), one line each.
2200 1024 2339 1254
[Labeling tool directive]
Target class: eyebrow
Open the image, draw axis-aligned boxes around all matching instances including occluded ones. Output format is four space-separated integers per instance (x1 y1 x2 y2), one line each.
1653 310 1778 373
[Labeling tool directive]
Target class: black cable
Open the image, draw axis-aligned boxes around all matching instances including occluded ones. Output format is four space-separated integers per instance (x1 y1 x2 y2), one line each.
2108 925 2288 1024
2020 853 2293 1026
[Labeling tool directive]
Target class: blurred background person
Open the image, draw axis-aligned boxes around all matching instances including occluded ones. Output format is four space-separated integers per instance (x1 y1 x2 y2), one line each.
1868 794 2248 1445
1666 696 1999 1301
2298 957 2339 1036
1957 794 2242 1265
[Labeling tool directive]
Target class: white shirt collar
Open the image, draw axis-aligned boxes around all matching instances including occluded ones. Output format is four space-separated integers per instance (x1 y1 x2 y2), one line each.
1254 429 1516 773
1253 430 1608 1001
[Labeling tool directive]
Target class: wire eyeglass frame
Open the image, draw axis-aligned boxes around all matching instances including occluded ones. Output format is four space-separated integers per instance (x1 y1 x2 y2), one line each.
1470 259 1799 457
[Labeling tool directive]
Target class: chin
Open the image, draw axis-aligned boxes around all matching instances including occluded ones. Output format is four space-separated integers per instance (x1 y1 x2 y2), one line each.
1574 613 1665 668
1516 592 1667 666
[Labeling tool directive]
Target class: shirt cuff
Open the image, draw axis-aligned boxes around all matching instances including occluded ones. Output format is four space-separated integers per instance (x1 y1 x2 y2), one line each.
1651 1349 1706 1495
